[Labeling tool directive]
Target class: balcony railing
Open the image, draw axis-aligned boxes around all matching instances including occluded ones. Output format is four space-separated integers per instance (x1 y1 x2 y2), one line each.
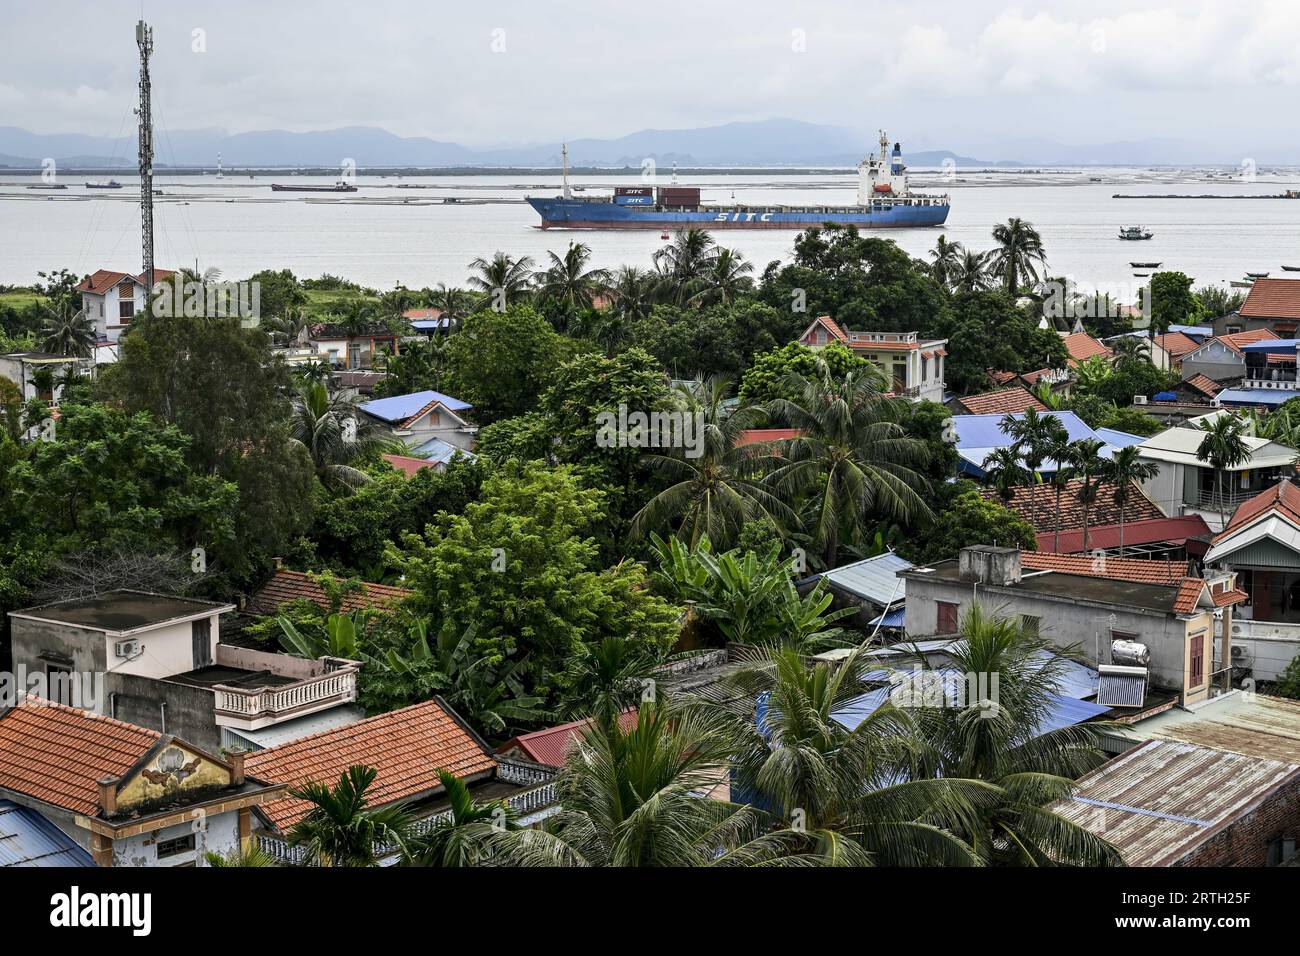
1187 486 1275 514
213 667 359 730
255 761 560 866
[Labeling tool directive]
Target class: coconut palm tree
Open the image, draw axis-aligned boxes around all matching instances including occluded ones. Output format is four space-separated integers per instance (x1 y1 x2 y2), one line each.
287 379 395 493
1104 446 1161 555
429 284 474 327
203 844 279 867
287 764 414 866
499 701 766 867
267 305 311 346
1112 335 1152 372
950 249 992 293
467 252 535 308
1194 413 1252 521
906 603 1123 866
40 303 96 358
537 241 610 312
1042 424 1076 552
630 378 796 549
688 247 754 306
983 446 1031 505
653 228 719 304
560 635 664 731
929 235 965 289
765 362 933 567
988 218 1048 296
999 409 1064 527
1064 438 1108 552
698 642 991 866
606 265 658 323
401 770 519 867
332 299 377 369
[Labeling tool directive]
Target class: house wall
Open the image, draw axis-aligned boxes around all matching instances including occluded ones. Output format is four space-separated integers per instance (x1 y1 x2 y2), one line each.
1181 342 1245 383
98 613 221 680
110 812 243 868
1177 773 1300 866
903 575 1203 699
10 617 108 683
108 672 221 752
398 407 475 451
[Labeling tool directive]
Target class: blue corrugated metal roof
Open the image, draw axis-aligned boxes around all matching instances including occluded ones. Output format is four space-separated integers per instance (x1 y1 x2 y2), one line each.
1239 339 1300 353
954 412 1141 477
0 801 94 867
359 389 471 422
408 436 476 466
866 605 907 629
1169 324 1212 338
1217 387 1300 407
409 319 453 331
816 552 913 606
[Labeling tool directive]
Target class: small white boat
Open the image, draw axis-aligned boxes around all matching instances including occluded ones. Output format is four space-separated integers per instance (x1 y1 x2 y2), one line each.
1119 225 1153 240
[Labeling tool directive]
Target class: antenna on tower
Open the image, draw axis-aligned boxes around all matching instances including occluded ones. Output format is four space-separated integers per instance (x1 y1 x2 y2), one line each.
561 143 571 199
136 20 155 291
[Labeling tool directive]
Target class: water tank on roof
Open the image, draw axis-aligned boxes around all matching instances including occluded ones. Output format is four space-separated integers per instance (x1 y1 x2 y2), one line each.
1111 640 1151 667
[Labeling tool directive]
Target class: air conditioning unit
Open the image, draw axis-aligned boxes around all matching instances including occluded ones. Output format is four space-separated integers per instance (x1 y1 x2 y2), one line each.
1231 644 1248 661
1133 395 1148 405
114 639 141 659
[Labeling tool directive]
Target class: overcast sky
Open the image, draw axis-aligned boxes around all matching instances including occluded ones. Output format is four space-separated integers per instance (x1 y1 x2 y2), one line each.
4 0 1300 156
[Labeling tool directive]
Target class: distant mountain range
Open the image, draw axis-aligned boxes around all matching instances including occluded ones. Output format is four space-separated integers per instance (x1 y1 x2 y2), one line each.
0 119 1280 169
0 120 1013 169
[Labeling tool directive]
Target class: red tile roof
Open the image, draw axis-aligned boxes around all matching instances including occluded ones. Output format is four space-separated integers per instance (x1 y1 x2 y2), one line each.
1239 278 1300 320
983 480 1164 534
380 453 437 477
497 709 639 767
1206 328 1288 359
799 315 848 344
402 307 444 320
1039 516 1213 555
1020 551 1193 586
1183 373 1223 397
1172 578 1206 615
1218 480 1300 538
1062 332 1113 367
244 569 413 617
1154 332 1200 362
988 370 1019 386
74 270 133 296
736 428 802 447
0 699 159 816
956 387 1048 416
245 698 497 831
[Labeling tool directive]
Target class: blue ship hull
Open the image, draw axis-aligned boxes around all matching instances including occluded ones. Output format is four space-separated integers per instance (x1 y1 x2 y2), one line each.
527 197 950 229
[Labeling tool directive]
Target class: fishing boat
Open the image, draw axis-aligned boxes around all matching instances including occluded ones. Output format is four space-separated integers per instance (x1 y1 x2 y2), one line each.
1282 265 1300 272
85 180 123 189
1246 272 1270 279
1118 225 1153 240
270 181 358 193
1130 261 1162 268
26 183 67 190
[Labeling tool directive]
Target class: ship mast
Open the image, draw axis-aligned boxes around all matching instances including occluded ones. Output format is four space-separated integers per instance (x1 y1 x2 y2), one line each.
136 20 155 290
561 142 571 199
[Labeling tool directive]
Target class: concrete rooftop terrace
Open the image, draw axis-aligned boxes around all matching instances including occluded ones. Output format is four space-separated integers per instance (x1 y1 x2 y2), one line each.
10 590 233 634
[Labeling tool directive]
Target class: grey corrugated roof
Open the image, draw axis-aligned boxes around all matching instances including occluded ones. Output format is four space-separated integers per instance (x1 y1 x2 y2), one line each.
0 801 94 867
817 552 913 606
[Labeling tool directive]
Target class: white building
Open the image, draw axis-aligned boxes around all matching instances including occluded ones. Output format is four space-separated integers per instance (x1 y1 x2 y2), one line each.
797 315 947 403
74 267 176 363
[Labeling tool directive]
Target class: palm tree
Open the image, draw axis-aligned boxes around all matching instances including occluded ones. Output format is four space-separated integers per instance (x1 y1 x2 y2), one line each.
267 305 310 346
988 218 1048 296
1194 413 1252 522
950 249 991 293
699 642 990 866
287 379 394 493
653 228 719 304
500 701 766 867
1104 446 1160 556
929 235 964 289
1112 335 1151 372
907 603 1123 866
765 362 933 566
560 635 664 731
688 247 754 306
467 252 534 308
1064 438 1107 552
1043 424 1076 552
999 409 1063 528
983 446 1030 505
203 844 278 867
333 300 376 369
287 765 414 866
429 284 474 327
607 265 658 323
40 303 96 358
401 770 518 867
630 378 795 549
537 241 610 313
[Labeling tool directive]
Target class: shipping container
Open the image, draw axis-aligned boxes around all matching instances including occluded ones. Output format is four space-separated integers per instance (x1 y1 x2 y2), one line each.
656 186 701 205
615 195 655 206
614 186 653 197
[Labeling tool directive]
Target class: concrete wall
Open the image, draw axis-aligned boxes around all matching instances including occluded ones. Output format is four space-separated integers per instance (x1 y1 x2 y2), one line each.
10 617 107 681
1181 341 1245 383
102 613 220 680
903 575 1202 698
110 811 243 868
1180 772 1300 866
108 672 221 752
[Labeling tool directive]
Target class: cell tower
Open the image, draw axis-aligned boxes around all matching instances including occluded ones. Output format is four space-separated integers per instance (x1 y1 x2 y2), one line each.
135 20 155 290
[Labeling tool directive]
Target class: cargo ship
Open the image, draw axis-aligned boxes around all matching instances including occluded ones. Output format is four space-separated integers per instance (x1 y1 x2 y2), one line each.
527 132 949 230
270 181 358 193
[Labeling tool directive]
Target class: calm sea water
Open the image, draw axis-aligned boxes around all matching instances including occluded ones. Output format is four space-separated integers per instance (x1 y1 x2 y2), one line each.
3 168 1299 294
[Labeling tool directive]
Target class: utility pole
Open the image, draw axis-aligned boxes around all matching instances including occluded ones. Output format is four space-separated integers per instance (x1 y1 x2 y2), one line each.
136 20 155 291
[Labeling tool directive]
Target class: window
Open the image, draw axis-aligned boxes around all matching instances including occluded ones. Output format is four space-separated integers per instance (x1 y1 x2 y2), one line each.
156 835 196 859
1189 632 1205 687
118 299 135 320
921 356 929 381
936 601 959 633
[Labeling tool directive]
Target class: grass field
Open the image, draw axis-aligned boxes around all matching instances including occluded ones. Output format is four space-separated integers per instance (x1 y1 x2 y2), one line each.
0 289 48 310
